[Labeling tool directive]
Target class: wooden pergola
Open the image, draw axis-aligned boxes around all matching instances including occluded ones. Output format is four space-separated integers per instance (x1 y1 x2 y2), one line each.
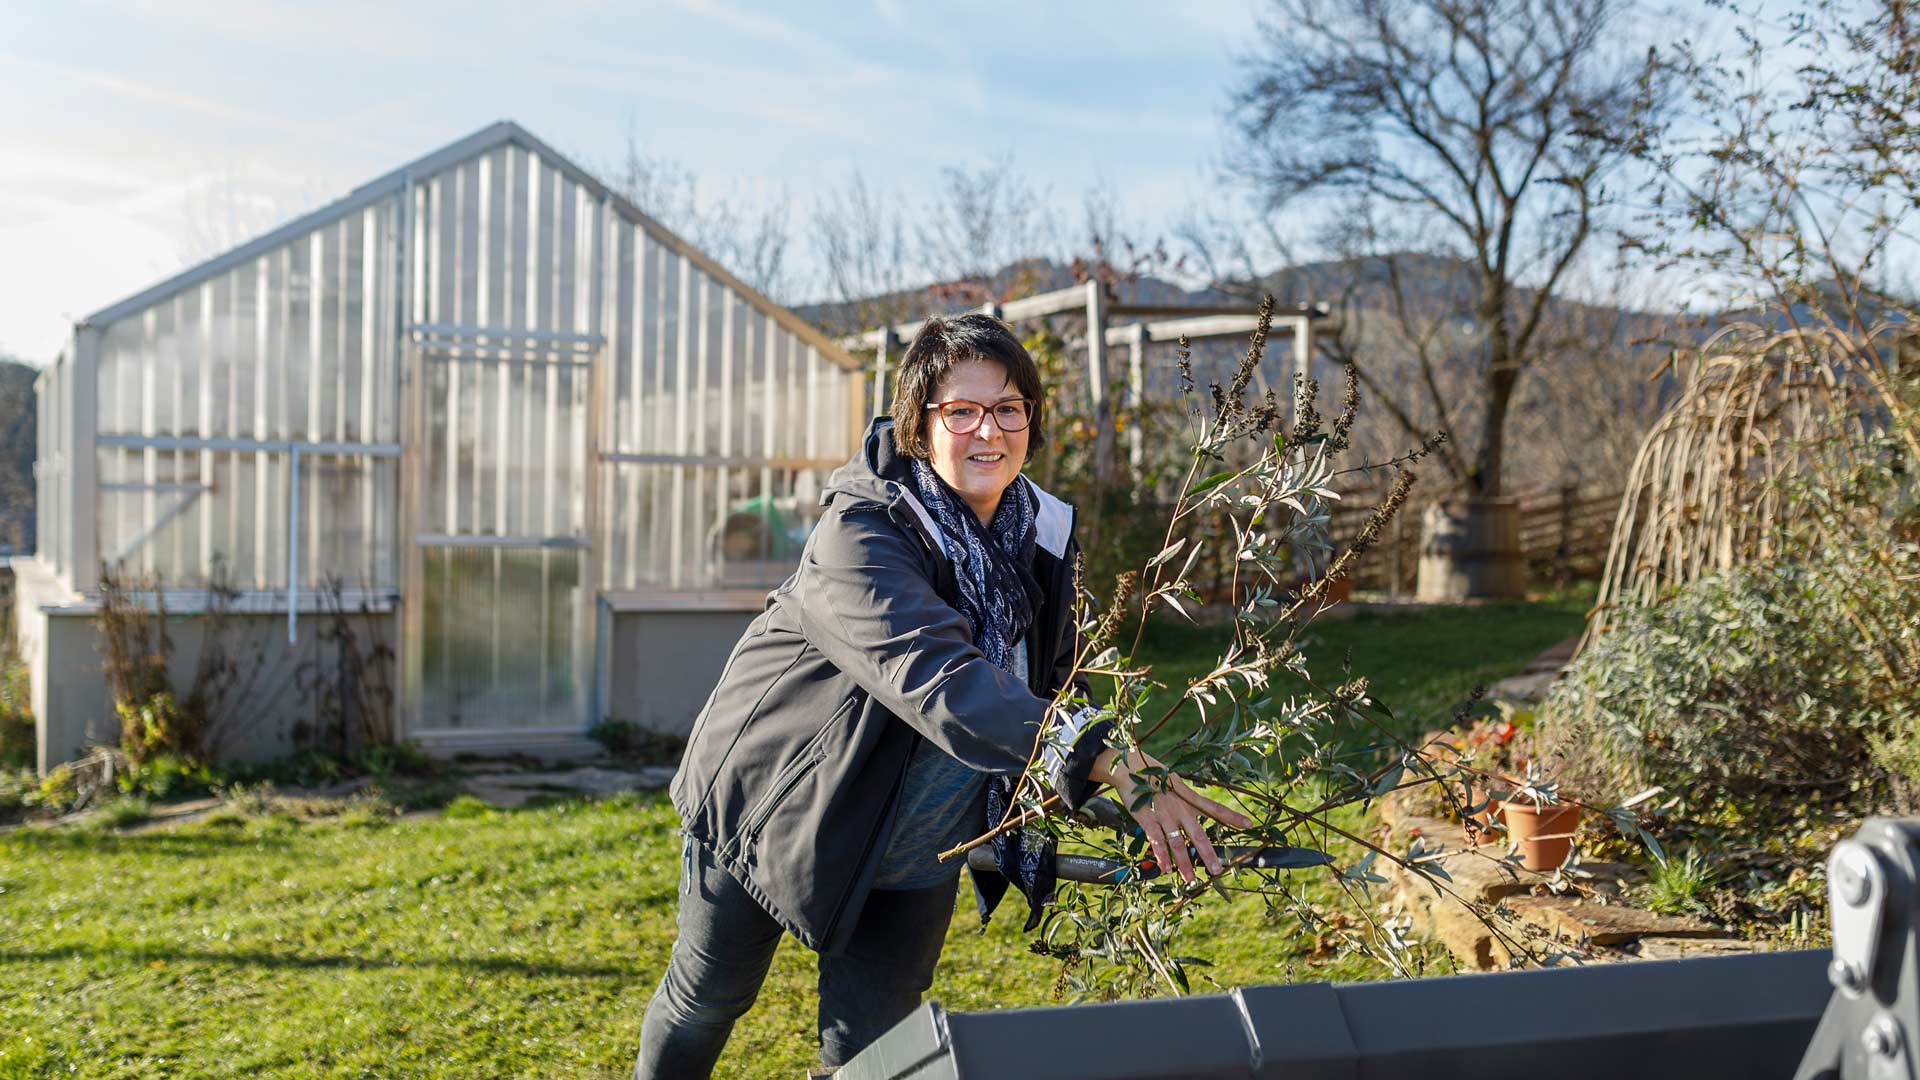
839 282 1332 480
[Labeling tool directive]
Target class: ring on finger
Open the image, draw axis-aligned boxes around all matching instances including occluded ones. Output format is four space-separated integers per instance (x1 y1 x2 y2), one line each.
1166 828 1185 841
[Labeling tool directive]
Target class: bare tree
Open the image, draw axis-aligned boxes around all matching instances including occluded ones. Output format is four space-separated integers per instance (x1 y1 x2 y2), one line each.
177 165 329 265
808 170 916 334
1172 199 1297 302
915 156 1057 302
1634 0 1920 342
1075 182 1178 291
611 126 795 300
1228 0 1667 496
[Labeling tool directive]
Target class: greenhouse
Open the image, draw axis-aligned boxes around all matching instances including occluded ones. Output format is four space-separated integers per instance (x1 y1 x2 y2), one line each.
16 121 864 771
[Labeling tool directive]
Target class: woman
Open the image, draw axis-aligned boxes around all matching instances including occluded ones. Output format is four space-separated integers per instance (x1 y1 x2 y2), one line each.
633 314 1251 1078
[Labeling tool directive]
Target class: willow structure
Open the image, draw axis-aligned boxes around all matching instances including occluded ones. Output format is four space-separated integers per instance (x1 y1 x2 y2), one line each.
17 122 864 770
1581 322 1915 649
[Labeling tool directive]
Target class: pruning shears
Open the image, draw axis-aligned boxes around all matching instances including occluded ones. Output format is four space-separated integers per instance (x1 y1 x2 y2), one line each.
964 795 1332 884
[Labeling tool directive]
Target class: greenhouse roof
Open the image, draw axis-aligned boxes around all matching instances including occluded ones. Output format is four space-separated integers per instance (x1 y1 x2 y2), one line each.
82 120 857 370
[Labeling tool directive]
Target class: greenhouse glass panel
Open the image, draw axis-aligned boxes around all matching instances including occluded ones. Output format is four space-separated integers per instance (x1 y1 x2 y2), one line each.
35 361 65 572
84 193 403 593
420 345 590 538
601 462 828 590
95 448 396 589
418 545 584 730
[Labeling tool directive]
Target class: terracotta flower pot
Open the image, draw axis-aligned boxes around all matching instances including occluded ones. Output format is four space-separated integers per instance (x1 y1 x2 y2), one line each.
1501 799 1580 870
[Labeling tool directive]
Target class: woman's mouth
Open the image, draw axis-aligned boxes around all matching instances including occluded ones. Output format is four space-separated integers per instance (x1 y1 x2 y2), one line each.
967 453 1005 465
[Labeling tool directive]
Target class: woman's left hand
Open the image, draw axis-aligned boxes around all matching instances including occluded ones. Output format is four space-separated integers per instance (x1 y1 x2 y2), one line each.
1089 748 1255 885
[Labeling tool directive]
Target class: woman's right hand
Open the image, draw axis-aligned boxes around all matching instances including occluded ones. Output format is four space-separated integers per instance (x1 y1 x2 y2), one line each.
1089 747 1255 885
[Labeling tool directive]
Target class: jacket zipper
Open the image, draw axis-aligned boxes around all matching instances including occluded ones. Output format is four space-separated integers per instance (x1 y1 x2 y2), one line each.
741 744 827 844
739 710 844 844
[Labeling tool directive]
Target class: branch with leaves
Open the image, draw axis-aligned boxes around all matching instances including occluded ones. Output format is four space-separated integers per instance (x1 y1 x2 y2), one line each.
939 298 1660 1000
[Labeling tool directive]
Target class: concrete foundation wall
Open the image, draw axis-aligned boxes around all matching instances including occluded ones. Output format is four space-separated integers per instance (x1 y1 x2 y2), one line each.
11 559 399 774
605 608 758 737
15 557 756 769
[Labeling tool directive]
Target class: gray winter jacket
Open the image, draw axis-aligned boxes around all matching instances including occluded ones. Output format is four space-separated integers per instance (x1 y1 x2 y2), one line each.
669 418 1115 955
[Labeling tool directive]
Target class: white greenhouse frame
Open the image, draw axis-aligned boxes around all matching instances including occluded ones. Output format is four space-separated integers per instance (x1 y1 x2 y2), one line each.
25 122 865 762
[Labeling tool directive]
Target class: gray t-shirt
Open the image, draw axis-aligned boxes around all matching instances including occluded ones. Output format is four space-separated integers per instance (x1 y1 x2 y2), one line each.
870 638 1028 890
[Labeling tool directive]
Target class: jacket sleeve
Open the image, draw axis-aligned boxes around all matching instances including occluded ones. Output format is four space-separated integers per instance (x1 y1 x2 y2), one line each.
793 502 1108 807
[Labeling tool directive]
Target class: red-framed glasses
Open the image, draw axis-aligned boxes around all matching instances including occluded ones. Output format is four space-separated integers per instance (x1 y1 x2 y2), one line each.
924 398 1036 435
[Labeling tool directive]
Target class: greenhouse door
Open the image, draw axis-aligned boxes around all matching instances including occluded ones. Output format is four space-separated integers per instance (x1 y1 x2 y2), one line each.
403 327 597 743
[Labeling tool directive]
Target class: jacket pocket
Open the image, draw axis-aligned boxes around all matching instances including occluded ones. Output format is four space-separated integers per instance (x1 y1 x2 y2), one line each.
740 697 855 842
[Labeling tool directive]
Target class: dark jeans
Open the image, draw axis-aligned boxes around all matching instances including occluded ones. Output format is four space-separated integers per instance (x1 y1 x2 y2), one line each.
632 838 959 1078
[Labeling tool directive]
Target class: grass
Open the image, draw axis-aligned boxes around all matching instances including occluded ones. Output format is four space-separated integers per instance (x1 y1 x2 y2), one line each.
1640 850 1718 919
1135 592 1593 747
0 597 1587 1078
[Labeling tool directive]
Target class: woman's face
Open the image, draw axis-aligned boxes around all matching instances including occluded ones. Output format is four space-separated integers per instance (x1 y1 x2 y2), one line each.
926 359 1030 526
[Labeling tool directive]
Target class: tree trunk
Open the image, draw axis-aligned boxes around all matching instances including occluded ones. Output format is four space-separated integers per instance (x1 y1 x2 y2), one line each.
1475 282 1517 498
1477 364 1520 499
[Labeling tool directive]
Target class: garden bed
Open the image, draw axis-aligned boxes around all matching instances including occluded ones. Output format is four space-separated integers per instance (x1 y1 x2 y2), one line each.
1375 784 1762 969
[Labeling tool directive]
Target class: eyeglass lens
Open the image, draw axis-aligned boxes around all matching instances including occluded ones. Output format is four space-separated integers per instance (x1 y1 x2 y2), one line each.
940 400 1032 433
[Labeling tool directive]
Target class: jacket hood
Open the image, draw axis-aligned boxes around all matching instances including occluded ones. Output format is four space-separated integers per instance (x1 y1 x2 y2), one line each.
825 418 1075 559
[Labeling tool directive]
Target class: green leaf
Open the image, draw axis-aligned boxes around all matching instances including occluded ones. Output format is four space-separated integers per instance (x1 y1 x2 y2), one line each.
1638 828 1667 865
1146 538 1187 570
1185 470 1236 498
1369 764 1406 797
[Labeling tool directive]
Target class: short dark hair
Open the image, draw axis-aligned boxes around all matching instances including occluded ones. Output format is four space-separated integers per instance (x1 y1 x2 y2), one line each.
889 313 1047 461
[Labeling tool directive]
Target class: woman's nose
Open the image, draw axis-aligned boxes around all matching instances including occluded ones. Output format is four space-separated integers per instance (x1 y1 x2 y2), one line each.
976 412 1002 438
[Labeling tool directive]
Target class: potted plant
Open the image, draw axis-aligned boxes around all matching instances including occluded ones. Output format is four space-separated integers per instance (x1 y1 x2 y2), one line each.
1501 772 1580 871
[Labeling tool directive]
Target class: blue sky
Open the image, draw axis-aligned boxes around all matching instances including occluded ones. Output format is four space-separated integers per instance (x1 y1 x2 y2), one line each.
2 0 1265 364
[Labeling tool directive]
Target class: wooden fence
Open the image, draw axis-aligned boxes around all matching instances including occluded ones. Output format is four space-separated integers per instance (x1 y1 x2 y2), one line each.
1326 484 1623 595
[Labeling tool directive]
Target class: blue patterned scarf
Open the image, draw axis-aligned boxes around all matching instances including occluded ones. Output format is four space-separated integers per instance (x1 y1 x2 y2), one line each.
907 459 1056 926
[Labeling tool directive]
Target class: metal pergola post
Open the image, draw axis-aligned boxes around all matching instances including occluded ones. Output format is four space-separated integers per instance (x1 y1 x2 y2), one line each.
1085 280 1114 486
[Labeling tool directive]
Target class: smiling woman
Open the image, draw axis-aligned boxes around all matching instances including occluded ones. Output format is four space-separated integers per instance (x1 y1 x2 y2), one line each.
633 313 1249 1077
889 318 1045 526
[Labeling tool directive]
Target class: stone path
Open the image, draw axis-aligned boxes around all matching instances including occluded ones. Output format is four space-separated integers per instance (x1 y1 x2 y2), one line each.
7 764 680 833
1484 634 1581 703
460 764 677 808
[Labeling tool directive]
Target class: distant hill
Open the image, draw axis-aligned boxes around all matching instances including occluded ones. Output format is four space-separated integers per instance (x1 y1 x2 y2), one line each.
792 258 1238 338
0 357 35 554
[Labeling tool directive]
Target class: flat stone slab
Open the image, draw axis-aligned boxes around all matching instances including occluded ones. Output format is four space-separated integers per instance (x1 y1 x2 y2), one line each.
462 765 676 808
1506 895 1726 946
1486 635 1580 702
1629 936 1767 961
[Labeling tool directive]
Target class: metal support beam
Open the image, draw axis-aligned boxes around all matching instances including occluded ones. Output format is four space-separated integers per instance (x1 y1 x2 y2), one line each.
1127 323 1146 472
1085 281 1114 487
96 434 402 458
69 324 100 593
286 446 300 645
104 484 210 567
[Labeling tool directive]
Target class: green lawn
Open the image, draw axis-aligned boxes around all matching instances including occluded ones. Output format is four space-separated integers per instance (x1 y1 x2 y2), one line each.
0 597 1587 1079
1135 593 1591 747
